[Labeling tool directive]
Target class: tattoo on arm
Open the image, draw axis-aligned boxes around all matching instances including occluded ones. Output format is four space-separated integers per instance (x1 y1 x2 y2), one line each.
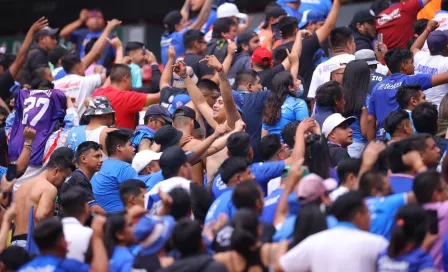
218 70 231 90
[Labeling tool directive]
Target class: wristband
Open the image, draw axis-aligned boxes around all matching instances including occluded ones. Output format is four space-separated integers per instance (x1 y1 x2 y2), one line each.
179 74 188 81
216 66 223 73
425 28 432 33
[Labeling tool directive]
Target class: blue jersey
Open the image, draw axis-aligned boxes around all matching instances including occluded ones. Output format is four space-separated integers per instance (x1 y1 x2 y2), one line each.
299 0 332 16
9 89 66 165
160 28 188 65
389 174 414 194
0 167 6 178
204 188 236 225
262 96 309 141
110 246 135 272
377 248 434 272
366 193 407 240
91 158 138 212
368 73 431 138
279 4 302 22
18 255 90 272
260 189 299 224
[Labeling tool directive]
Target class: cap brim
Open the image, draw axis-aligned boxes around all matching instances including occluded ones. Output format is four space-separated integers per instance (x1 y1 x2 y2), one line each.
366 60 379 65
341 116 357 126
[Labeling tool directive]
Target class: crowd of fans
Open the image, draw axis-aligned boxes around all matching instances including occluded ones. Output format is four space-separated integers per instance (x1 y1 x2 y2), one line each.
2 0 448 271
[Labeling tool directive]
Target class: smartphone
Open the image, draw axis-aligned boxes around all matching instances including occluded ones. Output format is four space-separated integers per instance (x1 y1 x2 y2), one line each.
377 33 383 52
426 210 439 234
271 23 281 41
6 162 16 182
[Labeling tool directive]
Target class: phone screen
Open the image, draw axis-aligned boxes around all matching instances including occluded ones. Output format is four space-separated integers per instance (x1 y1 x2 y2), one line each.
426 210 439 234
271 23 281 41
6 163 17 182
377 33 383 52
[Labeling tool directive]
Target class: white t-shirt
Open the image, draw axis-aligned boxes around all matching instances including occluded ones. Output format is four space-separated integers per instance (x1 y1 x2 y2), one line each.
308 54 355 99
376 64 389 76
62 217 93 262
267 177 281 195
54 74 102 115
414 51 448 109
329 186 349 202
280 225 388 272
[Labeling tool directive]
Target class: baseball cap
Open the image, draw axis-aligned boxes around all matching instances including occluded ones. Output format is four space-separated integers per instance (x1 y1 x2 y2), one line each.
328 62 346 74
173 106 201 129
232 90 244 113
144 105 172 123
159 146 196 172
236 32 257 48
370 0 390 16
153 126 183 152
172 66 199 89
169 94 192 114
351 9 380 25
84 96 115 116
133 215 176 256
299 10 326 29
251 47 273 66
322 113 357 138
132 150 162 173
355 49 380 65
283 0 300 3
266 7 287 21
427 30 448 55
34 26 59 40
217 3 245 19
296 173 338 204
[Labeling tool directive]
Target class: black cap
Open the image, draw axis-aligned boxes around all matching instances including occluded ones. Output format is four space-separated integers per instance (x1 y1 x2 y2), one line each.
237 31 257 47
159 146 195 172
153 126 183 152
173 106 200 129
351 9 380 25
144 105 173 123
34 27 59 40
266 7 287 20
370 0 390 16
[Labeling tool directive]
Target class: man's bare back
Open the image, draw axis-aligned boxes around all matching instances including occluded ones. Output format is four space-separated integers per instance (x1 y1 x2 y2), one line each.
15 176 57 236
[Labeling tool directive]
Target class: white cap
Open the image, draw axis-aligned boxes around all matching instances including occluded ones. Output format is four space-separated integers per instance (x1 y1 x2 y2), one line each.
322 113 357 138
355 49 380 66
132 150 162 174
217 3 244 19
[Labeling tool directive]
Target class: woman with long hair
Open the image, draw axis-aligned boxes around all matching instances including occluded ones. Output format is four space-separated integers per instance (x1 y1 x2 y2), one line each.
304 133 338 180
341 60 371 158
289 202 328 249
377 204 435 271
262 71 309 140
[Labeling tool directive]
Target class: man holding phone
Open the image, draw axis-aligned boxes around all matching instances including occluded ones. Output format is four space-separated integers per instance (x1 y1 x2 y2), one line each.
349 9 380 51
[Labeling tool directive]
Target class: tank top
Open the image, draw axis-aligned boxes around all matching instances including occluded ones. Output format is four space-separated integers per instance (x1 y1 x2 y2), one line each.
85 126 108 159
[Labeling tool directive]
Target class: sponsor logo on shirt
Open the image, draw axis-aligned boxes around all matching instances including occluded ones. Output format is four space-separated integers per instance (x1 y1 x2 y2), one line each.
377 8 402 26
377 255 410 270
377 82 403 90
264 195 281 207
415 64 438 75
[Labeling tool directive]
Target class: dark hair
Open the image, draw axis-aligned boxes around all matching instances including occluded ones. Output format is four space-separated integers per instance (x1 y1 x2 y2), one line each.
385 48 413 74
278 16 299 39
110 64 132 83
414 19 429 35
440 94 448 120
341 60 370 116
329 27 353 51
305 134 332 178
104 211 127 258
259 134 282 161
315 81 343 107
31 78 54 90
76 141 102 163
273 47 288 66
105 129 133 156
412 102 438 135
384 110 410 135
442 0 448 11
46 155 75 172
48 46 68 66
33 217 64 251
85 38 98 56
212 17 236 39
329 191 365 222
32 64 50 81
227 132 251 157
183 29 205 49
358 171 387 198
263 71 295 125
125 41 145 55
235 69 258 87
337 158 362 185
413 170 442 204
232 181 261 210
281 120 300 148
289 203 327 249
387 204 428 258
61 53 82 73
396 84 422 109
197 78 219 93
0 246 30 271
172 218 203 256
119 179 146 206
163 10 183 34
230 209 259 258
219 157 250 185
59 187 88 218
168 187 192 220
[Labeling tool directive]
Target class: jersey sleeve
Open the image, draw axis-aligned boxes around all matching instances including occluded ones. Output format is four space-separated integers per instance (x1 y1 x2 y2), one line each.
409 73 432 90
122 91 148 113
293 98 309 120
252 161 286 185
386 193 407 217
368 90 376 116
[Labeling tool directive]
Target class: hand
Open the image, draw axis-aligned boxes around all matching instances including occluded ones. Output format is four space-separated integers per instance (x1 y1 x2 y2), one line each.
234 119 246 132
93 65 105 74
300 30 312 39
179 134 194 146
158 188 173 212
286 48 299 64
145 50 157 63
227 40 237 56
427 20 439 32
79 9 89 22
374 40 388 56
200 55 223 71
362 140 386 167
402 151 426 172
106 19 122 30
0 175 16 193
29 17 49 35
3 203 16 223
122 56 132 64
213 124 231 137
172 61 187 77
91 215 107 237
168 46 176 60
106 37 122 49
23 126 36 145
203 213 228 242
297 118 316 135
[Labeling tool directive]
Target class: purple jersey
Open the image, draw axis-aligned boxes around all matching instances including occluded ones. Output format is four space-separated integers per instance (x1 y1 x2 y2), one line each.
8 89 66 165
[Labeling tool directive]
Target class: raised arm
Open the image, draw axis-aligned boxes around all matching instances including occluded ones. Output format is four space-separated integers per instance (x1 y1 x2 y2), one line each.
410 20 438 55
315 0 340 43
367 115 377 141
285 118 318 166
106 36 124 64
160 46 176 90
181 0 191 21
204 120 246 156
90 215 109 272
189 0 213 30
186 124 230 156
357 141 386 182
9 17 48 79
60 9 88 40
82 19 122 70
16 127 36 177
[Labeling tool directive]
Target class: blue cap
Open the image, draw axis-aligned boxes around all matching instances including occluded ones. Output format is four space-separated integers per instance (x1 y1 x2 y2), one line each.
299 10 326 29
232 90 244 113
133 215 175 256
169 94 192 114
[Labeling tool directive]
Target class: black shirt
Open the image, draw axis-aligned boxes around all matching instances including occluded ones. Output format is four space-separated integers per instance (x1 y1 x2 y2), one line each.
62 169 96 205
133 253 161 272
328 144 351 167
258 64 285 90
184 53 214 79
0 70 15 101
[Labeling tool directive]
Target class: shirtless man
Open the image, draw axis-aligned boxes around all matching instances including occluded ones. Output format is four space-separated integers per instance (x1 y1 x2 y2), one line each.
12 154 75 248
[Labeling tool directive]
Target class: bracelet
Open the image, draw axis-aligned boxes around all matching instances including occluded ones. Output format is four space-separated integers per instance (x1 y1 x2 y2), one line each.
179 74 188 81
425 28 432 33
216 66 223 73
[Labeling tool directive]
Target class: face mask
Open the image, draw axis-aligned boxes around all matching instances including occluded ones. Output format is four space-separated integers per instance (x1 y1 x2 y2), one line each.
295 84 304 97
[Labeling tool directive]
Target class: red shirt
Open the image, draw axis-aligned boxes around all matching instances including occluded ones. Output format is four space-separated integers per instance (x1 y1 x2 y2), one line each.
92 86 147 129
376 0 424 49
